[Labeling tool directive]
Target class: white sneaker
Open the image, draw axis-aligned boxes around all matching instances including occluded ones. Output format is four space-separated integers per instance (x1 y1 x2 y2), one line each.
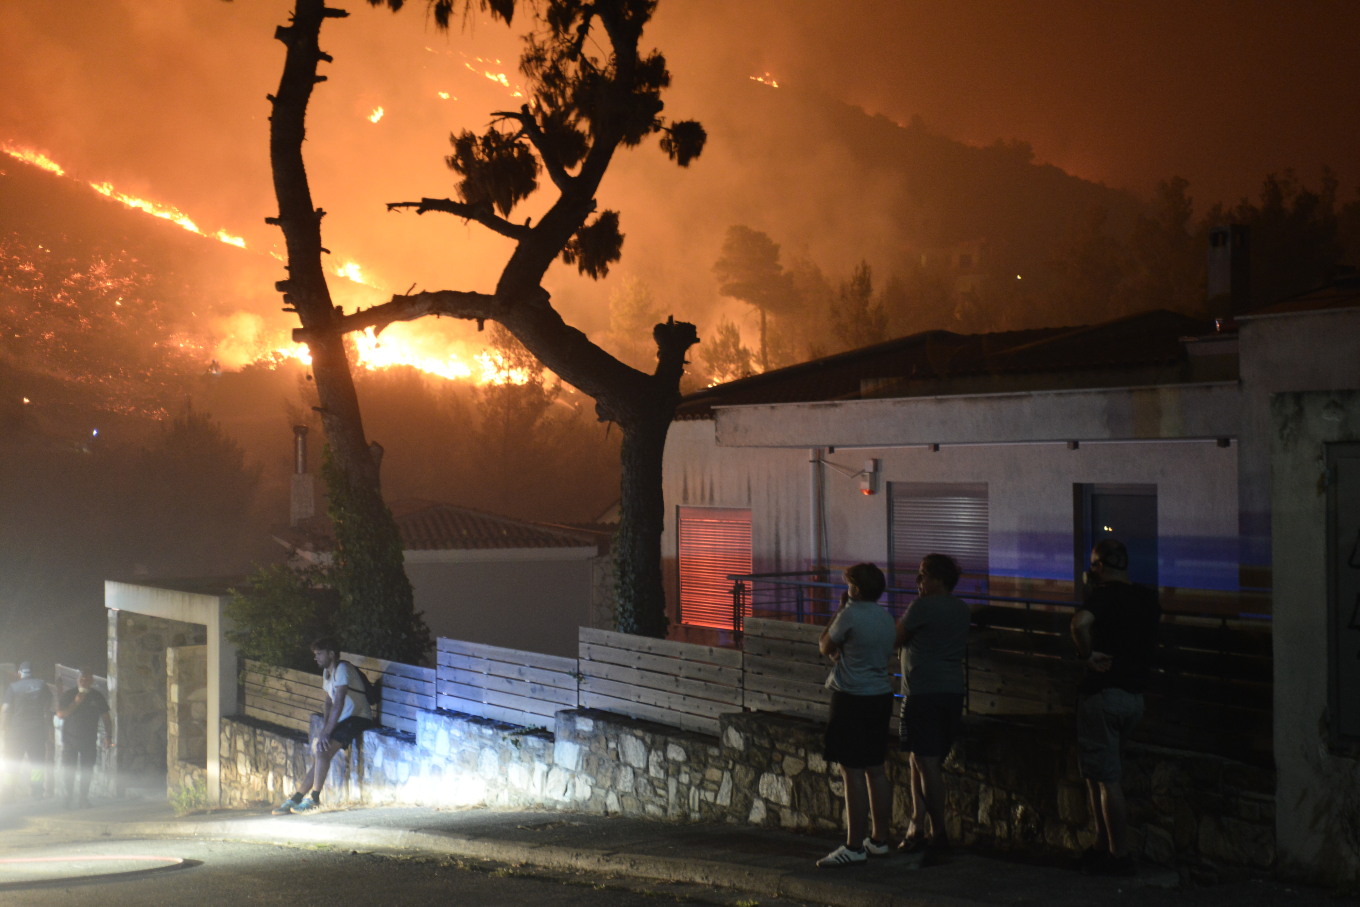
863 837 892 856
816 844 868 867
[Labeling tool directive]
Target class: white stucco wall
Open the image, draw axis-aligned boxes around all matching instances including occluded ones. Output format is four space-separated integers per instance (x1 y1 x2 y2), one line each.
714 383 1241 448
404 548 599 658
663 383 1242 617
1270 389 1360 888
1238 307 1360 584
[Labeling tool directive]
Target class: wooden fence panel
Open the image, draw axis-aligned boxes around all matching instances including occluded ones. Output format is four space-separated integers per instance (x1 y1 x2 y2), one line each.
577 628 742 736
739 618 903 733
741 619 828 720
341 652 435 737
234 602 1271 768
436 638 577 729
240 662 323 734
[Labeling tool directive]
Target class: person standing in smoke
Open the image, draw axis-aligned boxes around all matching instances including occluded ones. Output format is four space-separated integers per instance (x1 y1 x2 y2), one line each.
1 661 56 800
55 668 112 809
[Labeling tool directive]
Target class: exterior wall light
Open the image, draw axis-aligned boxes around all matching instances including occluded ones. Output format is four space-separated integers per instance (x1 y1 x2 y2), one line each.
860 459 879 496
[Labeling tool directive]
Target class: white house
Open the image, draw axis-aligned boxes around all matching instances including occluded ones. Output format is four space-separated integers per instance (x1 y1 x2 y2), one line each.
278 499 611 659
660 278 1360 885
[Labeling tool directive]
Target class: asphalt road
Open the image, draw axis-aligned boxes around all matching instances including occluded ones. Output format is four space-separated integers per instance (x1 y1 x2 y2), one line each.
0 832 817 906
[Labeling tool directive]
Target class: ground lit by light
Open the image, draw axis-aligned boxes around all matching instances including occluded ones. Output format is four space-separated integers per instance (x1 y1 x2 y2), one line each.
0 851 191 889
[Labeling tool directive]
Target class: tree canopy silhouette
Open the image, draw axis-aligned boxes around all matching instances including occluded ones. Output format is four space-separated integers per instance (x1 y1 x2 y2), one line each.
713 225 795 371
269 0 705 640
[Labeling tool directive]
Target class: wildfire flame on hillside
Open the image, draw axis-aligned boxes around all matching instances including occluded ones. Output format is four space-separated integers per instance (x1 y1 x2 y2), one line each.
3 144 533 387
750 73 780 89
463 55 523 98
2 144 64 175
89 181 247 248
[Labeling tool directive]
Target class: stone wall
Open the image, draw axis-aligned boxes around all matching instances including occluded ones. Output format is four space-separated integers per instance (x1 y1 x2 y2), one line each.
945 715 1275 875
219 705 1274 880
108 609 206 794
166 645 207 794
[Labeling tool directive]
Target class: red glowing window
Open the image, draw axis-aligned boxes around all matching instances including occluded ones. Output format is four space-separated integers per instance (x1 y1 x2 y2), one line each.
677 506 752 630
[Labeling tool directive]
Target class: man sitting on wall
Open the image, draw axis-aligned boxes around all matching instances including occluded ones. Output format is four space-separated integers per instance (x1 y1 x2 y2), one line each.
1070 538 1161 876
273 637 375 814
815 562 897 867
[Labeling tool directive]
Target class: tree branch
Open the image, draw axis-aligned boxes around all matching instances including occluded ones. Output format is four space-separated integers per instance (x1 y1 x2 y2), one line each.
292 289 499 344
385 197 529 240
492 106 575 192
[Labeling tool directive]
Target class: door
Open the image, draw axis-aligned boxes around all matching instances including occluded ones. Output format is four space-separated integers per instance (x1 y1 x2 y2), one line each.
1077 484 1158 589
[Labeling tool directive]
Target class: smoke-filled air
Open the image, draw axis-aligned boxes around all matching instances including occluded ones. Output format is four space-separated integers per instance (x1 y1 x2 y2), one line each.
2 0 1358 668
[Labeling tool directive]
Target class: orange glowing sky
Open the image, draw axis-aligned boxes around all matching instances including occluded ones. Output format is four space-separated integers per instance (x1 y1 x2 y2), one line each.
1 0 1357 356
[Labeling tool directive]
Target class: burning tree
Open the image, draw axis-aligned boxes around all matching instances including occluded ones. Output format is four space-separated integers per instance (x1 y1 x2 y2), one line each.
269 0 705 638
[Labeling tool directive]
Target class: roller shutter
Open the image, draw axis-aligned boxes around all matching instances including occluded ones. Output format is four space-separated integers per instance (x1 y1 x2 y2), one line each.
889 482 989 597
677 506 752 629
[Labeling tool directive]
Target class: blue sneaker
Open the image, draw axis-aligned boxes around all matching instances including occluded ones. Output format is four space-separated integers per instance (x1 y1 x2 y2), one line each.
271 796 300 815
292 796 318 812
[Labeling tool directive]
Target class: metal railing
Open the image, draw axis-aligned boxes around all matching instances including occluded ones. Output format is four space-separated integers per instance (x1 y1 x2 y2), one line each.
726 569 1080 638
725 570 1275 763
726 569 1273 633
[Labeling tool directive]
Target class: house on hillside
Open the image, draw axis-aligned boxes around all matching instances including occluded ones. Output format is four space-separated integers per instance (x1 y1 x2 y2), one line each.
659 275 1360 884
664 307 1245 628
277 500 612 659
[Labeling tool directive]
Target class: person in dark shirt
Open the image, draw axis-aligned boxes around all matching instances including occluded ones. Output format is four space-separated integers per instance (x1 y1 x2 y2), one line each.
894 553 971 865
56 669 112 809
1070 538 1160 876
2 662 56 799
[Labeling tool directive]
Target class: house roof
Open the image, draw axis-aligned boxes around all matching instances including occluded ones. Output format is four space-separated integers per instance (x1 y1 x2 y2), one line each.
278 500 610 555
677 308 1220 419
106 575 250 597
1236 272 1360 320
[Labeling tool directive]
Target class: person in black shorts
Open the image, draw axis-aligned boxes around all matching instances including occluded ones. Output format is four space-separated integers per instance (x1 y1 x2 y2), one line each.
896 554 971 865
273 637 376 814
815 563 897 867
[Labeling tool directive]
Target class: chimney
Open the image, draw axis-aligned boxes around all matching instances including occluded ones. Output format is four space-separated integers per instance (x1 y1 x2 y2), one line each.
290 425 315 526
1207 224 1250 320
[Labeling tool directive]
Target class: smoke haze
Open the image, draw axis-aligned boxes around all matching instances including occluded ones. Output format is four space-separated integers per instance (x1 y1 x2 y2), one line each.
3 0 1356 337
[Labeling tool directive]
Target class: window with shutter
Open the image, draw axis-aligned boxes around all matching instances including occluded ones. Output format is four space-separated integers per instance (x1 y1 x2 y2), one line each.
889 483 989 597
677 506 752 629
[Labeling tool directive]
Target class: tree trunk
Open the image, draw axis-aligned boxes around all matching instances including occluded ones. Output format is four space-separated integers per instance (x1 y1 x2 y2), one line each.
270 0 428 664
612 409 672 637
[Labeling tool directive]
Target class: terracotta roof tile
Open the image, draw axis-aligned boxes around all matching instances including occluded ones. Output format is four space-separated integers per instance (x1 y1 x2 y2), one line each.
279 500 609 554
